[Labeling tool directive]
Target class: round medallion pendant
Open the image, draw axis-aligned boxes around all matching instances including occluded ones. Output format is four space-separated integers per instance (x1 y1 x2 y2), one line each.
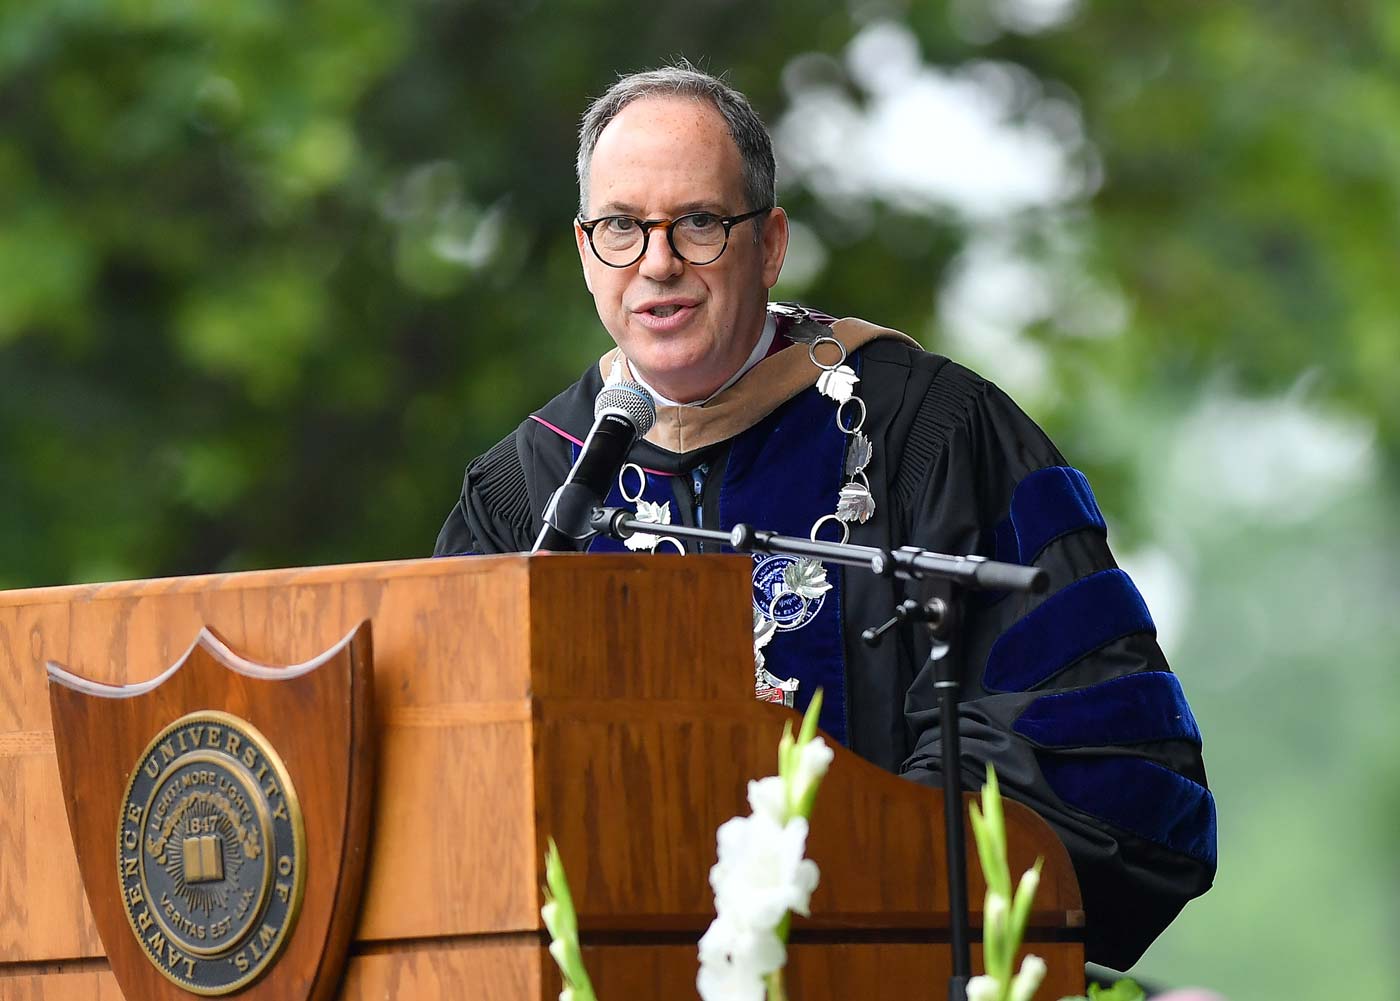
116 711 305 995
752 554 827 631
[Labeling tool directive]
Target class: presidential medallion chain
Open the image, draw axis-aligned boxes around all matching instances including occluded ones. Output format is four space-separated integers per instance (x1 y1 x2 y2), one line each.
610 303 877 708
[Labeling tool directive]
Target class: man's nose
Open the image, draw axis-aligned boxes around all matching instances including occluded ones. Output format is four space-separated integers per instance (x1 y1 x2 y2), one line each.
637 228 684 281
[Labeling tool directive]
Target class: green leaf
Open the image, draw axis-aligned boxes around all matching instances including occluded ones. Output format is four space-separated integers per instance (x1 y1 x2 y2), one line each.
982 765 1011 900
543 838 578 940
1087 978 1146 1001
778 719 795 781
968 800 999 898
1006 858 1043 960
1060 978 1149 1001
797 687 824 745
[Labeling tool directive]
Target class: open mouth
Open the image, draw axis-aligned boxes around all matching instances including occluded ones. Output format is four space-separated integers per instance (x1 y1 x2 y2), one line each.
636 302 698 327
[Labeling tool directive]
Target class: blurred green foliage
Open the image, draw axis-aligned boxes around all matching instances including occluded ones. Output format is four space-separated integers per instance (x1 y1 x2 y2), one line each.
3 2 1399 996
3 2 1398 584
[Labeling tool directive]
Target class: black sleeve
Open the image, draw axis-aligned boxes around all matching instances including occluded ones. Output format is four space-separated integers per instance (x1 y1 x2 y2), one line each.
433 424 540 556
896 364 1215 971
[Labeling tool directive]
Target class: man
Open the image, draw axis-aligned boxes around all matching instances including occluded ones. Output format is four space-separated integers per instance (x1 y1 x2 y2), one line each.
435 64 1214 970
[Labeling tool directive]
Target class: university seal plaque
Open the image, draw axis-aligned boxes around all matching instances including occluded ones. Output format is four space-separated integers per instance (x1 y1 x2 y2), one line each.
48 623 374 1001
118 711 305 994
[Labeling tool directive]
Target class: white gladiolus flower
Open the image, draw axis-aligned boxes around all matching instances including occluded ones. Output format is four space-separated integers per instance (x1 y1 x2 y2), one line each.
709 813 821 925
746 775 788 824
985 889 1009 942
696 962 768 1001
697 914 786 971
540 900 560 937
696 914 785 1001
697 959 769 1001
1008 954 1047 1001
791 735 834 807
1016 864 1040 902
965 974 1001 1001
698 692 833 1001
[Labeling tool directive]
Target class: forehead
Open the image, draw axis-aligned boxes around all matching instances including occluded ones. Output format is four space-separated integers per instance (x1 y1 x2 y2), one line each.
585 96 746 213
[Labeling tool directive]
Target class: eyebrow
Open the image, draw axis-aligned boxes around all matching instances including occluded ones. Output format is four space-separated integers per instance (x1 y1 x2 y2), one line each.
593 199 729 217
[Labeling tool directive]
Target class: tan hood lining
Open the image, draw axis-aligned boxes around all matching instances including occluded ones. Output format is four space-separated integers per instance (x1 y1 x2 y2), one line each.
596 317 921 455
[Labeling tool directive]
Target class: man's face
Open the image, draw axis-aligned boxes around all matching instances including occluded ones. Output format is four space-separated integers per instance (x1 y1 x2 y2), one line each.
576 97 788 404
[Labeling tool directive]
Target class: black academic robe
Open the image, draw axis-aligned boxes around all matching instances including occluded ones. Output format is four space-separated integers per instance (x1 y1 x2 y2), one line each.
435 331 1215 971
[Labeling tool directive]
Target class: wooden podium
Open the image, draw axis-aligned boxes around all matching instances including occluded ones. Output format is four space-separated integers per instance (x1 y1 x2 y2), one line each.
0 554 1084 999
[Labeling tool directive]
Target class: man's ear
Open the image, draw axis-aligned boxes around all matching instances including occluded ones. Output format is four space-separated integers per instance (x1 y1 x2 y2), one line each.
574 221 594 294
760 207 790 290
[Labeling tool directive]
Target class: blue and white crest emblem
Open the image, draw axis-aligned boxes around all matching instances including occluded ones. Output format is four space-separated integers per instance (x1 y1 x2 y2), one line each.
751 554 829 632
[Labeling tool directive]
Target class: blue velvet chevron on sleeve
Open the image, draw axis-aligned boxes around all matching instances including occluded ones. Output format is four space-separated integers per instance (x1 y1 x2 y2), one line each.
984 568 1155 692
992 465 1107 565
1013 671 1200 748
1038 756 1217 867
902 397 1215 969
980 466 1217 867
1014 673 1216 864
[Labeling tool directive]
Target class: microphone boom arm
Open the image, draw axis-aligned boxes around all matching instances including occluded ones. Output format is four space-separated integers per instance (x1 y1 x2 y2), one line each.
589 506 1046 592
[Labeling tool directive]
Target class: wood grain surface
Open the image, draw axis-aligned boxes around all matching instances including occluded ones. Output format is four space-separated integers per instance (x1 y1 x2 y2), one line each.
0 940 1085 1001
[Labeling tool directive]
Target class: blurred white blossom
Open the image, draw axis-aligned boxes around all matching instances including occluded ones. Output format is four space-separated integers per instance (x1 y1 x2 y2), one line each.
697 694 832 1001
791 736 835 809
696 915 786 1001
746 775 788 824
710 813 820 928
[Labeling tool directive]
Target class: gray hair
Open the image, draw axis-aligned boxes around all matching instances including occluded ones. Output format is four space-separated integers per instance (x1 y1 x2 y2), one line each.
576 62 777 217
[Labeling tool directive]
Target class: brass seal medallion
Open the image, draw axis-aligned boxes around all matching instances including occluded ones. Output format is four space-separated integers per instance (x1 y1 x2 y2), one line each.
116 711 305 995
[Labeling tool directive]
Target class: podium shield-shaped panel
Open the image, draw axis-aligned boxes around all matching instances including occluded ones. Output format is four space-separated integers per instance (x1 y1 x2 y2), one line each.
47 624 374 1001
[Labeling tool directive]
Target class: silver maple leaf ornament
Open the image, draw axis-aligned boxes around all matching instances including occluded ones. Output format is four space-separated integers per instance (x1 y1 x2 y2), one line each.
624 499 672 552
816 365 860 403
845 433 873 476
781 557 833 600
836 482 876 523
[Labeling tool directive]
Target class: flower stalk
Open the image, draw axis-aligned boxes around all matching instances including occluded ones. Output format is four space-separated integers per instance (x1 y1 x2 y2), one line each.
966 765 1045 1001
697 690 834 1001
541 837 598 1001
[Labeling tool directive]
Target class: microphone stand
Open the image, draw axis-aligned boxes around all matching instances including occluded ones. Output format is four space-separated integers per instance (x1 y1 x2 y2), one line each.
589 506 1046 1001
532 479 603 553
862 586 972 1001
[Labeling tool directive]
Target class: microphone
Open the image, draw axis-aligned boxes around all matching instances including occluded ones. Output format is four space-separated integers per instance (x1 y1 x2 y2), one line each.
531 381 657 553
